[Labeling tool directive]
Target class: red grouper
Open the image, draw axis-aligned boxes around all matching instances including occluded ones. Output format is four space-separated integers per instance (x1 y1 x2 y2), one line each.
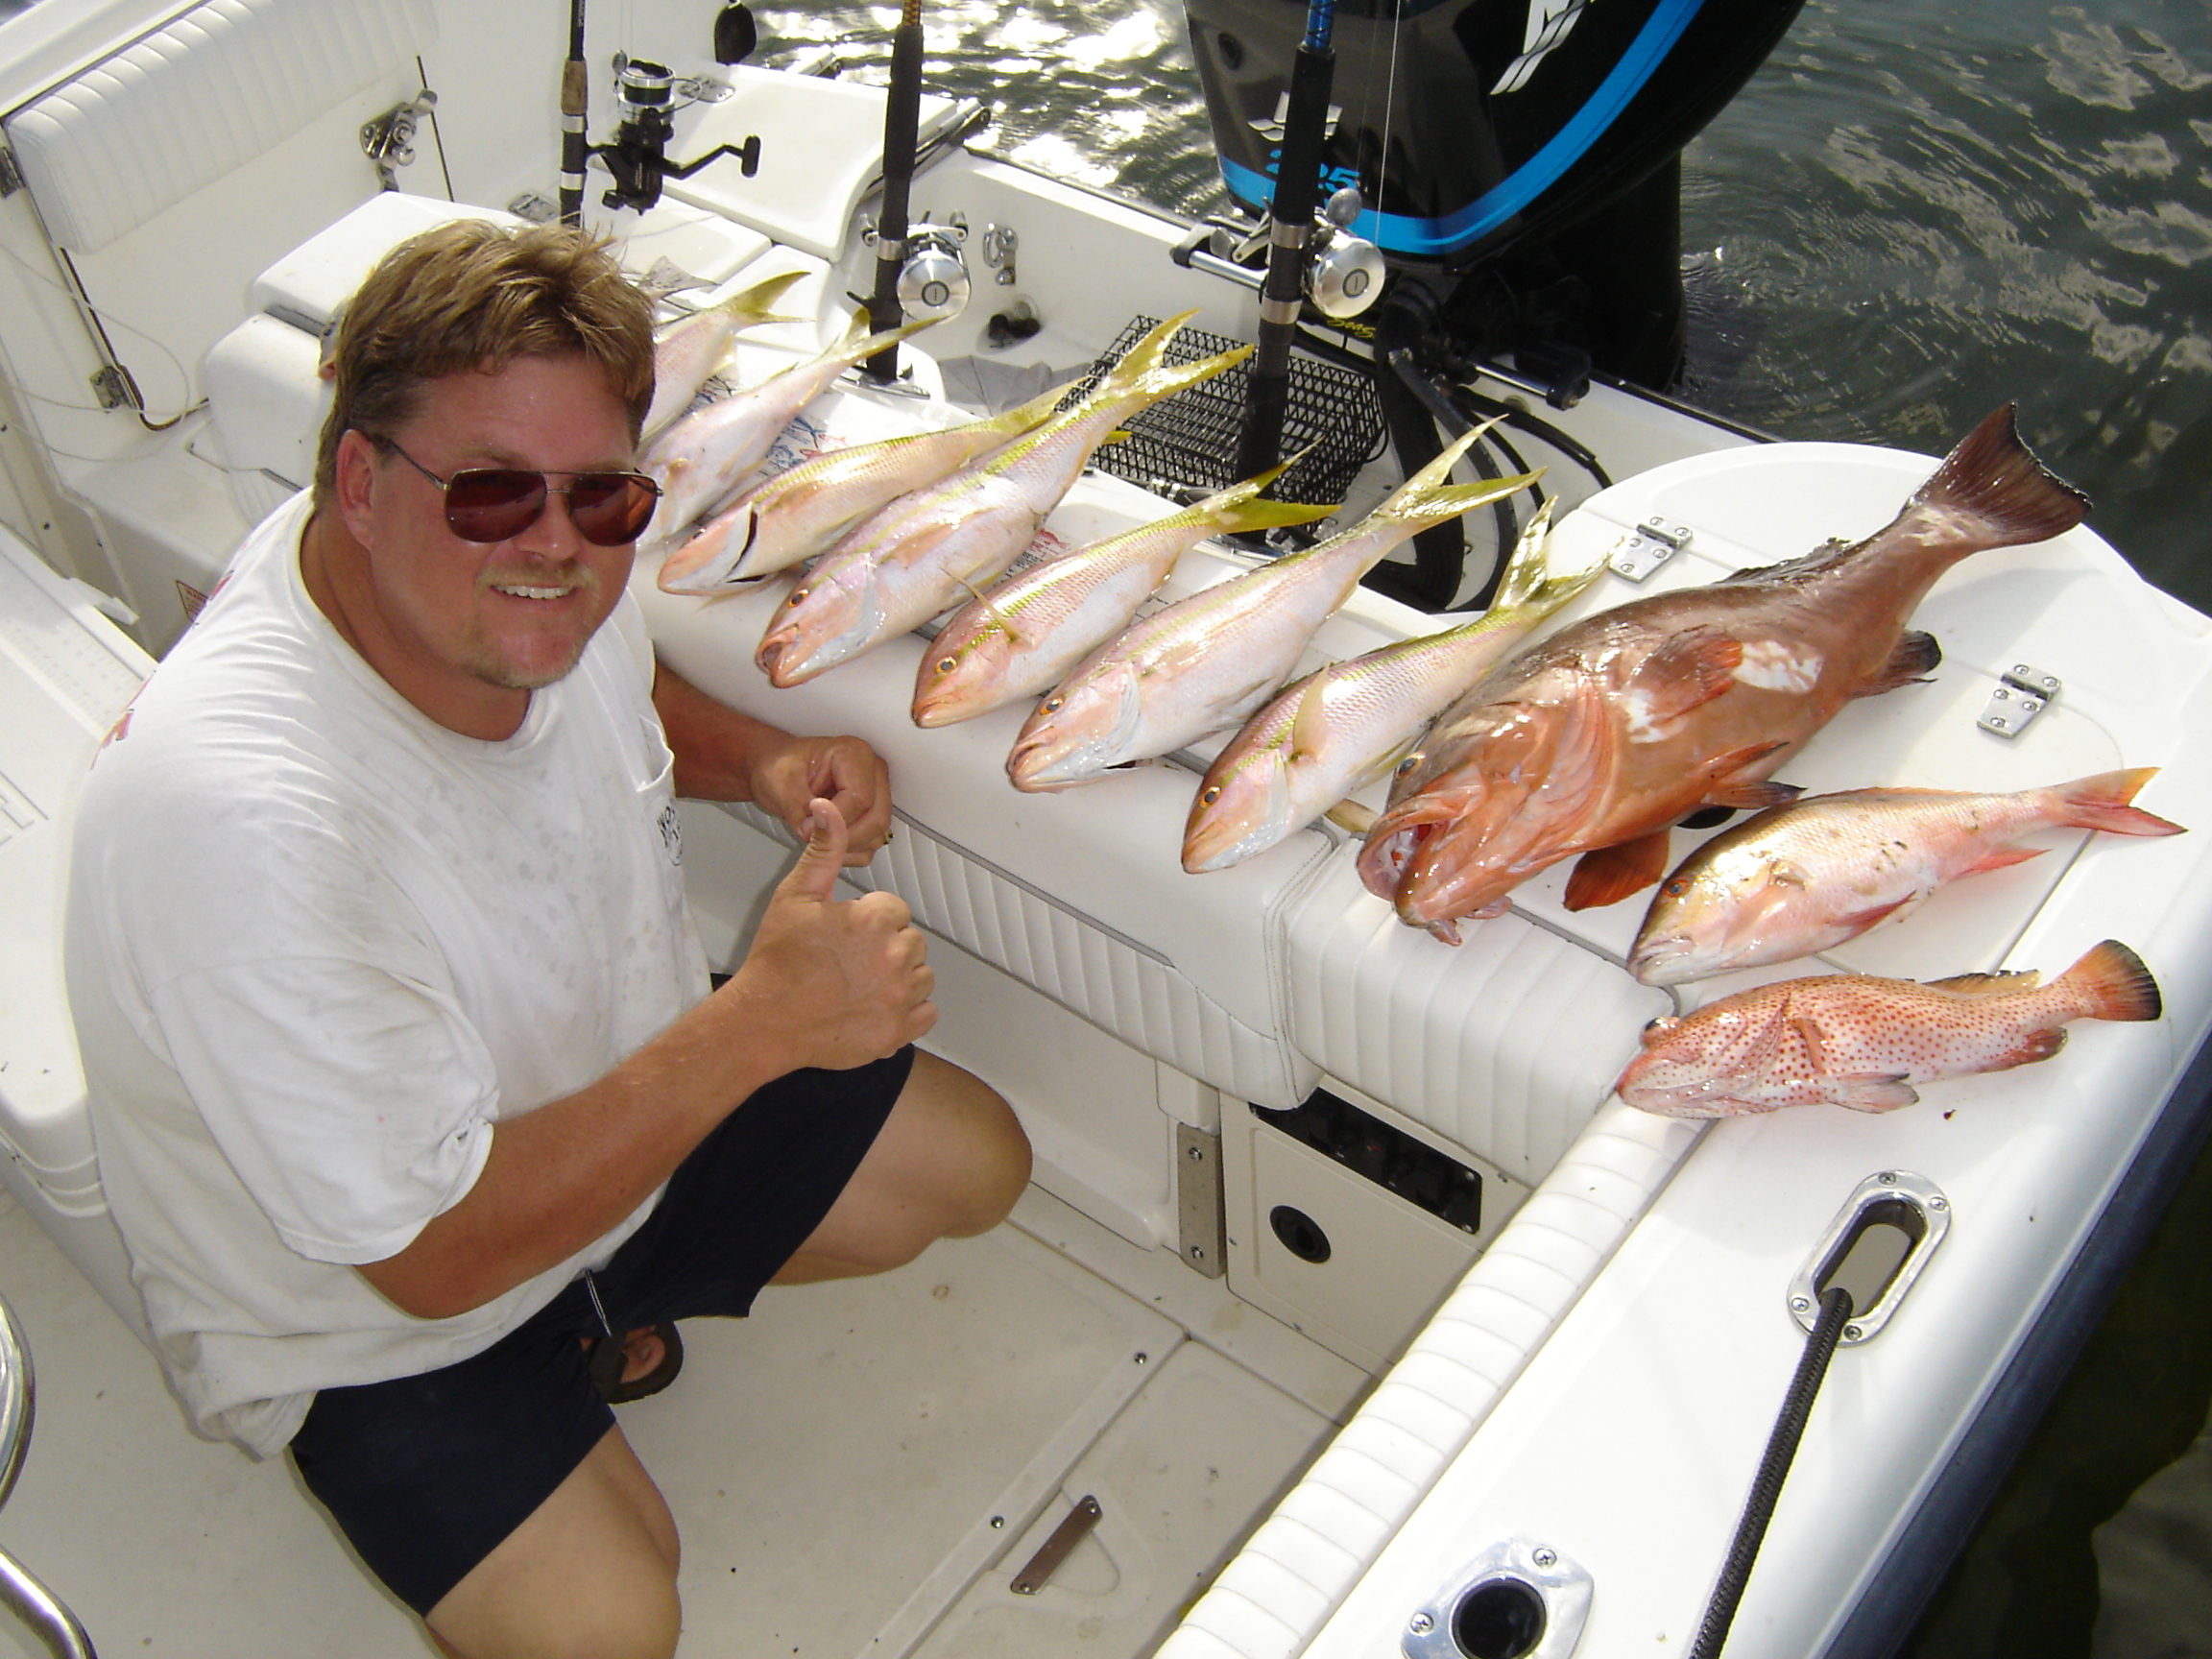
1358 405 2091 943
1614 940 2162 1117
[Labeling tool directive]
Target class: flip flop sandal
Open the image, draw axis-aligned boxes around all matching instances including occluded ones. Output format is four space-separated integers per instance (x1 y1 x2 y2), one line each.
587 1322 685 1405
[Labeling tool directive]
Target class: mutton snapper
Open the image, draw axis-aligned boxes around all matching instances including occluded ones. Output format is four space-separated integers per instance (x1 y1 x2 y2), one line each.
1007 425 1540 792
658 377 1078 593
910 461 1336 728
641 311 934 552
756 314 1253 687
1614 940 2161 1117
1181 501 1604 873
1358 405 2092 942
641 269 809 443
1628 768 2186 986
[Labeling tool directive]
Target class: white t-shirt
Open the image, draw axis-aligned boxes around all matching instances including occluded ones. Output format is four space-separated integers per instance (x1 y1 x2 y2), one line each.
65 491 710 1457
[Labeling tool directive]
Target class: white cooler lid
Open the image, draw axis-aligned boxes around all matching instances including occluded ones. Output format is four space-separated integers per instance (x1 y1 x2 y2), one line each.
0 528 154 1196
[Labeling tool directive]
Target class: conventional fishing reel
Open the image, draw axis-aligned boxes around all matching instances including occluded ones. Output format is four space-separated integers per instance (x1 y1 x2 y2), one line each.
591 53 761 214
1173 185 1387 323
860 215 974 325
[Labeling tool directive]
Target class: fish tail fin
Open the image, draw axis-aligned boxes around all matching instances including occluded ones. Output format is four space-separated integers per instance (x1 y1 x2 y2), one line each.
2057 939 2163 1022
1101 311 1200 387
709 268 809 327
1913 404 2091 548
2050 767 2188 838
843 315 936 361
1372 421 1543 534
1487 498 1559 610
987 375 1089 437
1119 342 1254 404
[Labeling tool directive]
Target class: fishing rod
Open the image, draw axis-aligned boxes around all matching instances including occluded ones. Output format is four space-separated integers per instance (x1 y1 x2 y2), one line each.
1231 0 1338 484
865 0 926 383
559 0 589 226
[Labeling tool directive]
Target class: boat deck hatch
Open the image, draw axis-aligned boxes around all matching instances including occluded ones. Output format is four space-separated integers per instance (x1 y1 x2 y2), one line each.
1790 1171 1952 1343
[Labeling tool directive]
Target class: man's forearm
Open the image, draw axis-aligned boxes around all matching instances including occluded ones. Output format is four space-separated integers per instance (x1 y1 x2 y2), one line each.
653 657 789 802
356 974 799 1319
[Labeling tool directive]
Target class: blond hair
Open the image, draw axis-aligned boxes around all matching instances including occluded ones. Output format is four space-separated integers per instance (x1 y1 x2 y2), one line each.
312 220 655 505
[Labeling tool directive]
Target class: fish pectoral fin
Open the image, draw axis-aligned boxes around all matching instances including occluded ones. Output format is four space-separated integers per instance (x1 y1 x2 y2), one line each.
1826 1073 1921 1113
1789 1016 1830 1071
1631 627 1746 718
1851 630 1944 698
1925 968 2042 996
1833 895 1915 932
1562 830 1673 911
1324 798 1379 835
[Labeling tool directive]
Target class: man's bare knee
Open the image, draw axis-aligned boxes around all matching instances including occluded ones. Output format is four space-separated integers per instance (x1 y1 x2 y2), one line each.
426 1431 681 1659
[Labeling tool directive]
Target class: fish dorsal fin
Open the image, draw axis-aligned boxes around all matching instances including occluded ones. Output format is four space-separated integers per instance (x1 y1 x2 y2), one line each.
1927 968 2042 996
1287 672 1331 763
1562 828 1673 910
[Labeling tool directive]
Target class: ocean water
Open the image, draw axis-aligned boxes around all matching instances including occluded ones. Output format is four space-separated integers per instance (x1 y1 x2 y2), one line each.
760 4 2212 1654
763 0 2211 616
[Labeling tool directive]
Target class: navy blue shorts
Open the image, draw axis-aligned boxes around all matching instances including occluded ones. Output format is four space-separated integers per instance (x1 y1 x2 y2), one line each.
289 1047 913 1616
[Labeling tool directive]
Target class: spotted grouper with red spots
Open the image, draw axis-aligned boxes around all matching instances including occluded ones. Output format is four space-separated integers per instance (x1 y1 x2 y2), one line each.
1614 940 2161 1118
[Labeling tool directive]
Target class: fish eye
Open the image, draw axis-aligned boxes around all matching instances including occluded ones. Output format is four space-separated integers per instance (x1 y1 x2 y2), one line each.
787 589 807 606
1644 1016 1677 1034
1663 878 1690 897
1200 785 1221 805
936 656 956 674
1394 753 1422 777
1043 695 1064 712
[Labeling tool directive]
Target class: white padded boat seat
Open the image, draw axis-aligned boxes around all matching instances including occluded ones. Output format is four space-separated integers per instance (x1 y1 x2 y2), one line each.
631 470 1330 1111
2 0 439 254
661 65 965 262
1281 854 1671 1182
0 526 155 1210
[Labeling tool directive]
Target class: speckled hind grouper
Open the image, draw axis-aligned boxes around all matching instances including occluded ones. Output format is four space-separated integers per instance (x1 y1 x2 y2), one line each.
1614 940 2161 1117
1358 405 2092 943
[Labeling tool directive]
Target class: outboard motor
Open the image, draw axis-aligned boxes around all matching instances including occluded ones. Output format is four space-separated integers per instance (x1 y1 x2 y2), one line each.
1185 0 1804 389
1181 0 1804 608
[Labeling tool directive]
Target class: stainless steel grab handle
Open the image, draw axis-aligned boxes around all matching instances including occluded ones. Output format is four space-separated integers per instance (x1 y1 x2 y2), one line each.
0 1295 98 1659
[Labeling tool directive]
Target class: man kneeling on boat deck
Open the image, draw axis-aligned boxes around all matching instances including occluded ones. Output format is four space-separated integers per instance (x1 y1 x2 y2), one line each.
63 220 1031 1658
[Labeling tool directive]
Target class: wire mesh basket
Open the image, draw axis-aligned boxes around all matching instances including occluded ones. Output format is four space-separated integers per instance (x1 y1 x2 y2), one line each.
1066 317 1386 508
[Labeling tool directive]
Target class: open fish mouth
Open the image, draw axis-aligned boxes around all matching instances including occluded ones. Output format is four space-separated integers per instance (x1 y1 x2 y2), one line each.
1627 933 1699 986
1357 822 1426 900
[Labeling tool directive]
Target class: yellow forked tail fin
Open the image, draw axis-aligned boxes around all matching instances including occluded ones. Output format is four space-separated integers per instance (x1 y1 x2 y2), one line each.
1374 421 1542 534
706 268 809 329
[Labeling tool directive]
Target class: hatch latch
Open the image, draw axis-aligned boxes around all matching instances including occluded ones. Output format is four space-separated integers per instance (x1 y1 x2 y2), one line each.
1977 663 2061 738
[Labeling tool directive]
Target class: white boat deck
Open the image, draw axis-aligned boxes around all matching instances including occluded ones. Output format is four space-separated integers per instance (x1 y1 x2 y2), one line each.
0 1179 1369 1658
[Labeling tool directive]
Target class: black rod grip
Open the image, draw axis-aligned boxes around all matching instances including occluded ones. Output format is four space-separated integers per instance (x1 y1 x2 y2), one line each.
866 0 926 383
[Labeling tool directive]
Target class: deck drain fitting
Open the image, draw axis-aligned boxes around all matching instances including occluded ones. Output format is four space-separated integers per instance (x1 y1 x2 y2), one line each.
1405 1537 1592 1659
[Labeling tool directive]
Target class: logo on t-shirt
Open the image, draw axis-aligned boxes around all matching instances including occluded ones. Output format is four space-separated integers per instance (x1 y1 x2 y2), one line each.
657 801 683 864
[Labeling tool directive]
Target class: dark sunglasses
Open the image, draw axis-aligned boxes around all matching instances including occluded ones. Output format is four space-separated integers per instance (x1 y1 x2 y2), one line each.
373 436 661 547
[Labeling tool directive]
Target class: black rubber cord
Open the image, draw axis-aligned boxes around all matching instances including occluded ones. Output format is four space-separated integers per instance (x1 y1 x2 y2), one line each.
1689 1285 1856 1659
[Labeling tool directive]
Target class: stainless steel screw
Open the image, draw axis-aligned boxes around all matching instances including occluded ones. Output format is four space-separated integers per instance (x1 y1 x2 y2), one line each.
1878 1171 1896 1184
1408 1613 1435 1635
1187 1143 1206 1162
1791 1295 1812 1313
1134 1352 1148 1365
1930 1195 1949 1212
1845 1323 1864 1341
991 1516 1005 1529
1532 1548 1557 1569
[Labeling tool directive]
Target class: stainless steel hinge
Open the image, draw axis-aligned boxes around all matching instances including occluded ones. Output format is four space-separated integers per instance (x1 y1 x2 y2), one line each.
1176 1123 1227 1279
0 140 24 199
89 365 142 413
1609 514 1694 581
1977 663 2060 738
